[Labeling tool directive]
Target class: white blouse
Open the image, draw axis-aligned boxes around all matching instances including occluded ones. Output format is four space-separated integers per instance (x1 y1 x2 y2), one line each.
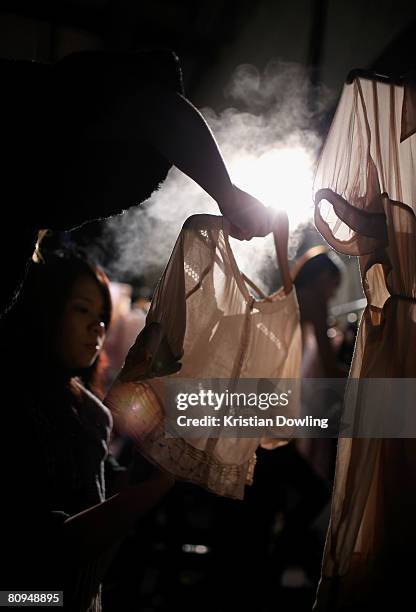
106 214 301 499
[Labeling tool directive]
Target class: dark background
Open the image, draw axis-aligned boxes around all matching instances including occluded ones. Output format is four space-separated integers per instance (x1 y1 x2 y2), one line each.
1 0 416 108
2 2 415 610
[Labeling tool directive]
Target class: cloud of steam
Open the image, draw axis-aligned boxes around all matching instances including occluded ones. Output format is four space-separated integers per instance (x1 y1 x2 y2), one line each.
102 60 334 293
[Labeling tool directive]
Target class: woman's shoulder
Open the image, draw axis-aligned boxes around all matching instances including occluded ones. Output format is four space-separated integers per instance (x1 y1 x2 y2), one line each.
71 379 113 440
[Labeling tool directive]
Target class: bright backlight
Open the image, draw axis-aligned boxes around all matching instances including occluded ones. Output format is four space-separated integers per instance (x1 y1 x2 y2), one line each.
230 146 314 229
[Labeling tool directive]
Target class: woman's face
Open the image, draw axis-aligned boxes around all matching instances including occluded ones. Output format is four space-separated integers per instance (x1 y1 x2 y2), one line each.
56 274 107 371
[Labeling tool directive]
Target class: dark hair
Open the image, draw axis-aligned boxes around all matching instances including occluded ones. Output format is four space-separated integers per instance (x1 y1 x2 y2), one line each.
294 253 341 290
0 251 112 397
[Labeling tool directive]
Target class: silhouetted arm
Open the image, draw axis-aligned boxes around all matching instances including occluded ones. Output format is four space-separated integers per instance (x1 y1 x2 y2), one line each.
109 86 274 239
63 467 174 563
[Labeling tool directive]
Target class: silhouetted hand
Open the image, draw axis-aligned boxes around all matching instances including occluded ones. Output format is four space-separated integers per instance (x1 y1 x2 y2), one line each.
220 185 275 240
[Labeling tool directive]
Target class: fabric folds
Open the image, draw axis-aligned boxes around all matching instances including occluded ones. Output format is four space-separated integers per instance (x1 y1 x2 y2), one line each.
106 214 301 500
313 75 416 609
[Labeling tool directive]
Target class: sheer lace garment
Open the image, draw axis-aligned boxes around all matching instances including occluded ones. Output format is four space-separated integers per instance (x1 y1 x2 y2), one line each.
106 215 301 499
314 76 416 609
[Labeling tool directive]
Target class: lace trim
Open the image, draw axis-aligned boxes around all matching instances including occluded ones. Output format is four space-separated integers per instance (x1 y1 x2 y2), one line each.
107 381 256 499
138 422 256 500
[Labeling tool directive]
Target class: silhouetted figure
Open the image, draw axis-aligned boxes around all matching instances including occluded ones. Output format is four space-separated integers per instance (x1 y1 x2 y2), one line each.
1 49 274 317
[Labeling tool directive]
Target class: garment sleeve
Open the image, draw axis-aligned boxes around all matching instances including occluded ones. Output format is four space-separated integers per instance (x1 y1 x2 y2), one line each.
104 215 220 448
401 79 416 142
314 80 388 256
114 215 220 382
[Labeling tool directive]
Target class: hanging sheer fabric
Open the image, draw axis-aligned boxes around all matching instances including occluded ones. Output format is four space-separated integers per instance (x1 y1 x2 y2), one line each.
105 214 301 500
313 73 416 609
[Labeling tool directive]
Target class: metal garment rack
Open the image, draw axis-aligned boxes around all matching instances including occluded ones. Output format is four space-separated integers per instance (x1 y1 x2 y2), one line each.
345 68 408 85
